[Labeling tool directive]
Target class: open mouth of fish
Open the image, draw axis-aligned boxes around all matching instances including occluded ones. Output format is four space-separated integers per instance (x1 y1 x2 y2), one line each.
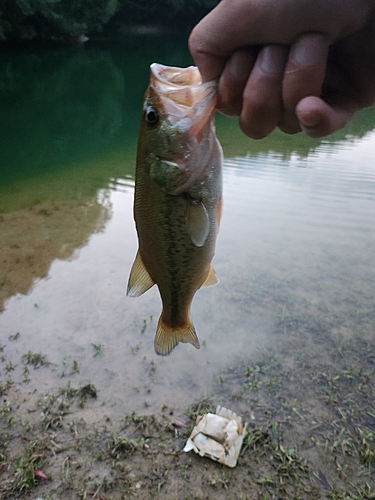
148 63 219 193
150 63 217 141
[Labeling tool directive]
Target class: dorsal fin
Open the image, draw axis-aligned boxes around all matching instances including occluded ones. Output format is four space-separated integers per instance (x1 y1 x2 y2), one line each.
127 250 155 297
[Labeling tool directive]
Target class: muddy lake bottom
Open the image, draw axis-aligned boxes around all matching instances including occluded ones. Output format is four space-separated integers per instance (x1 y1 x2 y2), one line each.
1 321 375 499
1 148 375 499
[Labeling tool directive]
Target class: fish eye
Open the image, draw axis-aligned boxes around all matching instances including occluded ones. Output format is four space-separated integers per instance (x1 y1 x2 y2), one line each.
145 106 159 127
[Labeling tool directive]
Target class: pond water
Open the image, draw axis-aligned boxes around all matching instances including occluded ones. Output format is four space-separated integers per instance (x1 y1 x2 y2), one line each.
1 37 375 418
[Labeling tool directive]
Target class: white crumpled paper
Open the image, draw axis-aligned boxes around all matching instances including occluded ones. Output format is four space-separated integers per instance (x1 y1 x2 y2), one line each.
183 405 248 467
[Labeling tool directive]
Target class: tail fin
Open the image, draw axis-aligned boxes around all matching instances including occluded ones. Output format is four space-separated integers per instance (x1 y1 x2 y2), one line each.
154 316 200 356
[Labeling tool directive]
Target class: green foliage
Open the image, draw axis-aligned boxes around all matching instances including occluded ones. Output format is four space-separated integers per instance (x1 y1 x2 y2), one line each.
0 0 119 41
0 0 219 41
115 0 219 25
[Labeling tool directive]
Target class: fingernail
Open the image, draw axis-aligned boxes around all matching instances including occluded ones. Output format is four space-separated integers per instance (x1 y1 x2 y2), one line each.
259 45 287 75
290 34 328 67
299 113 321 129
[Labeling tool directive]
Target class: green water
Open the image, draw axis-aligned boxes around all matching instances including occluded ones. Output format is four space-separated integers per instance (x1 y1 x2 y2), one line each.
1 37 375 419
0 38 194 207
2 38 375 210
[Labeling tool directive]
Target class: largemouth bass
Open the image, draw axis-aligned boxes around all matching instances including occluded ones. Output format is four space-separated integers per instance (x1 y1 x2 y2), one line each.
127 63 222 356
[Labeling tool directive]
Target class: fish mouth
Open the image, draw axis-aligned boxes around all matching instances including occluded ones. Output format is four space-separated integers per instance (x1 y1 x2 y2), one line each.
150 63 217 141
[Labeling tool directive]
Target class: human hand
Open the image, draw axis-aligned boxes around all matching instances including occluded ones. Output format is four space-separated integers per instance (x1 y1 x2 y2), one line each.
189 0 375 139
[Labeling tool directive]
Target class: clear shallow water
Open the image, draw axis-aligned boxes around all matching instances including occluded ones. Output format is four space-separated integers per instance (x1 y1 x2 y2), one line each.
1 39 375 417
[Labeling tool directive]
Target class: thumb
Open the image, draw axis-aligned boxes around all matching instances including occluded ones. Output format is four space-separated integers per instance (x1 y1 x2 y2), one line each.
189 0 263 81
189 0 296 81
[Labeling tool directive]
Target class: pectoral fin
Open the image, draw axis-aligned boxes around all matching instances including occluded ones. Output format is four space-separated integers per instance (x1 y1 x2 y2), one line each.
127 250 155 297
186 199 209 247
201 265 219 288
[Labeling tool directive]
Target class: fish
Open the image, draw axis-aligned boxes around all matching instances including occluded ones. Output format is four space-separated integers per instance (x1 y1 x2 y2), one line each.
127 63 223 356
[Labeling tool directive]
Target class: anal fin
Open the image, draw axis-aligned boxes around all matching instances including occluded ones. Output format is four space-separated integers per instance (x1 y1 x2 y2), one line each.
201 264 219 288
154 316 200 356
127 250 155 297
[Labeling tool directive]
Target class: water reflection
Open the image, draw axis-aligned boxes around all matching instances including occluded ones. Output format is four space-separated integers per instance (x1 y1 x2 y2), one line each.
216 107 375 159
0 194 111 312
0 38 194 189
0 39 375 417
0 50 125 184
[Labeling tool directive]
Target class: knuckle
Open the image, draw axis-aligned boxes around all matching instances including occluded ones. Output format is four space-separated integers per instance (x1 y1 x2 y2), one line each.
188 26 207 57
